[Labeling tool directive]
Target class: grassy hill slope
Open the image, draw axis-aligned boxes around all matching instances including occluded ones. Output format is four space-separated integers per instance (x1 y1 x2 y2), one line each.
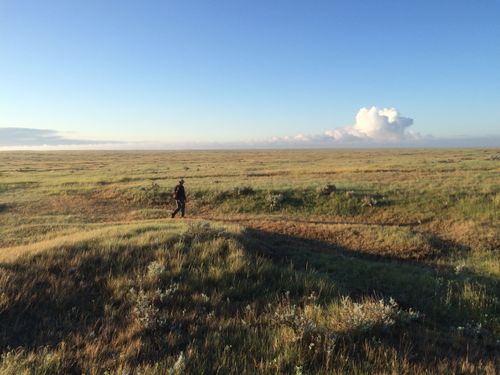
1 221 497 374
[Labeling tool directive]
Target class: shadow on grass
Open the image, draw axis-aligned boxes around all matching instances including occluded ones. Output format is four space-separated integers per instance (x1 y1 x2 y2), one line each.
239 228 499 344
0 224 497 373
0 239 158 350
240 228 498 364
219 216 469 262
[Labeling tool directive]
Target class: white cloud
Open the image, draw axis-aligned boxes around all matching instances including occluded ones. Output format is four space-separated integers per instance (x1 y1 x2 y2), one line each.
3 110 499 150
269 107 419 146
325 107 416 142
0 127 120 149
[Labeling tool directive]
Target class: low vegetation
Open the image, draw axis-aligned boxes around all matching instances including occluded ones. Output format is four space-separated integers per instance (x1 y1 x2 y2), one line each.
1 222 497 374
0 149 498 374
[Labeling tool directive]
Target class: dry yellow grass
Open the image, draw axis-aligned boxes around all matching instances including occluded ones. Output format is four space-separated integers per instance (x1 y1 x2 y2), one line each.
0 149 498 374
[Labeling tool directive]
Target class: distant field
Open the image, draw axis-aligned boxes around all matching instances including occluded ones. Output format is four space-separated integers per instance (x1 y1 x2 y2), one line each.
0 149 498 374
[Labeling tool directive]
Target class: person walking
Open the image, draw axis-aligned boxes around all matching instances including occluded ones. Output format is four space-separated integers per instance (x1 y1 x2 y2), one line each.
171 178 187 218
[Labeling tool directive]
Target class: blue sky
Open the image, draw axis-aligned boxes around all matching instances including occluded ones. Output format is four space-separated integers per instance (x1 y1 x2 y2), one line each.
1 0 499 148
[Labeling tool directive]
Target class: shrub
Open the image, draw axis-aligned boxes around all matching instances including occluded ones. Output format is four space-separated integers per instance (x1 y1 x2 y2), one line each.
316 184 337 196
272 293 325 343
338 296 421 332
123 181 168 206
147 261 166 280
361 195 378 207
485 154 500 161
187 221 222 240
129 285 179 331
167 352 186 375
266 193 285 210
211 190 230 203
234 186 255 196
345 190 355 198
144 181 163 205
129 287 163 330
192 190 204 199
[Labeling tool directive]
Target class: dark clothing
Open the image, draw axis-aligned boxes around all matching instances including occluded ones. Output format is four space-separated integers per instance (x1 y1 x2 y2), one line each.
173 184 186 201
172 199 185 218
171 183 186 217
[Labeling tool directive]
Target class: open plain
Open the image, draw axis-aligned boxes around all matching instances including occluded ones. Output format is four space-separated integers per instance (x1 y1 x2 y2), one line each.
0 149 498 374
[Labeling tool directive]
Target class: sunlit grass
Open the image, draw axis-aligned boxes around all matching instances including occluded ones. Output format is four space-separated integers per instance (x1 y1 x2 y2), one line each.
0 222 497 374
0 149 498 373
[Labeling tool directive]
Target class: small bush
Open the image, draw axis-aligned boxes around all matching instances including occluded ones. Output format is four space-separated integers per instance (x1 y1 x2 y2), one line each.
147 260 166 280
122 181 169 206
193 190 204 199
185 221 224 243
345 190 355 198
324 193 364 216
266 193 285 210
168 352 186 375
211 190 230 203
272 293 422 347
485 154 500 161
234 186 255 196
361 196 378 207
129 288 163 330
316 184 336 196
129 282 179 330
272 293 327 343
144 181 163 205
129 284 179 331
338 296 421 332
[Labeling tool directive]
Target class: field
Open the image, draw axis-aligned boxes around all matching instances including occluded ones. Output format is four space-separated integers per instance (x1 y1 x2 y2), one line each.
0 149 498 374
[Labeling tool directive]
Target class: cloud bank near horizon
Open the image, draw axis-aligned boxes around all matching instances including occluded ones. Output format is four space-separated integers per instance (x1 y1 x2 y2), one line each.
0 127 115 148
1 107 499 150
269 107 419 145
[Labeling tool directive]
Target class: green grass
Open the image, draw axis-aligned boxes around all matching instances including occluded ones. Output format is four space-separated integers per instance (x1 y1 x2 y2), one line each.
0 149 498 374
0 222 497 374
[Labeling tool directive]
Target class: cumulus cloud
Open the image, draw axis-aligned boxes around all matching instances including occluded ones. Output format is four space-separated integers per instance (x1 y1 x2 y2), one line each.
0 127 116 148
326 107 416 142
270 107 419 146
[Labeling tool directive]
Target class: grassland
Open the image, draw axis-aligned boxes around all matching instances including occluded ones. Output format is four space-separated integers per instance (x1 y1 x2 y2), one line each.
0 149 498 374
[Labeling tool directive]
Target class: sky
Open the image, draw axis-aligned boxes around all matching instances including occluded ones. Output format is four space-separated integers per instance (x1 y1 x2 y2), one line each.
1 0 499 149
